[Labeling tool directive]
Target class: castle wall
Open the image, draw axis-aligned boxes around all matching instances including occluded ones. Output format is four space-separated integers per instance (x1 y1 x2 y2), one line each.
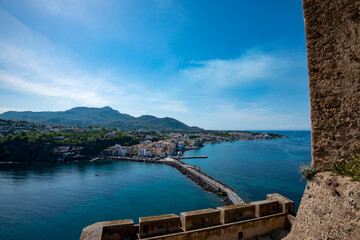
249 200 280 218
217 204 255 224
285 172 360 239
180 209 221 231
139 214 181 238
267 193 295 215
303 0 360 170
141 213 287 240
80 194 294 240
284 1 360 238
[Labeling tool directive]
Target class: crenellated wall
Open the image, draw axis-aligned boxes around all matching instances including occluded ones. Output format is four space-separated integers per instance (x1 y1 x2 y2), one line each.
303 0 360 170
79 194 294 240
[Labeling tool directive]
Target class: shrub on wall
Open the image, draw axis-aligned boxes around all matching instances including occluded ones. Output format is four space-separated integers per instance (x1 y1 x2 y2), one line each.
334 151 360 181
298 163 319 180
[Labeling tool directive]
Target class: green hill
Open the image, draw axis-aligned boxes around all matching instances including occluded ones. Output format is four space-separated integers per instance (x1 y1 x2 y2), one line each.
0 106 202 131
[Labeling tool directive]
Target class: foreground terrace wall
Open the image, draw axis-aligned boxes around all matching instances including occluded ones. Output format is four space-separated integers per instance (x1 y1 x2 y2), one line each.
80 194 294 240
304 0 360 170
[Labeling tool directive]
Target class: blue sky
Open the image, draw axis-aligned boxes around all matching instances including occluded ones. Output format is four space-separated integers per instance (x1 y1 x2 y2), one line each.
0 0 310 130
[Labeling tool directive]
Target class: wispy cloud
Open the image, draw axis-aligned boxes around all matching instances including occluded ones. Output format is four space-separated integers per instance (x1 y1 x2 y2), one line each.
177 52 292 89
0 9 110 106
0 5 309 130
0 107 22 114
26 0 114 30
0 9 191 116
151 100 189 114
217 102 292 121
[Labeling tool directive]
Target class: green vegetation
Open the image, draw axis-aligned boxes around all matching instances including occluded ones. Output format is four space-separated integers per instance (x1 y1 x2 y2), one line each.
0 130 138 162
188 135 200 139
298 163 319 180
334 151 360 181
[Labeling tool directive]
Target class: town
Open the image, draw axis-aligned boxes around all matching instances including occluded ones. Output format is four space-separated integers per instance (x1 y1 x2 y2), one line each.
101 131 285 160
0 119 286 162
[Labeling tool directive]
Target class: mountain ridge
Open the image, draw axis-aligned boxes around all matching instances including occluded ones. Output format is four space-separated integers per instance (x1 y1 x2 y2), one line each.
0 106 202 131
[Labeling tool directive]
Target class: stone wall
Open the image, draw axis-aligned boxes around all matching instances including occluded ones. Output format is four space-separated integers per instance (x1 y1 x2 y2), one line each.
303 0 360 170
141 214 287 240
139 214 181 238
285 2 360 239
79 194 294 240
285 172 360 239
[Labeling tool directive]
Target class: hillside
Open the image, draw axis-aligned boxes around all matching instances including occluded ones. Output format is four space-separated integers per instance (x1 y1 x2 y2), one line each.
0 106 202 131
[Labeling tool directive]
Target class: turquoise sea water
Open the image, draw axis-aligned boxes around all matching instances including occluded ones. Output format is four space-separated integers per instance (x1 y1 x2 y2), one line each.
182 131 311 207
0 130 310 240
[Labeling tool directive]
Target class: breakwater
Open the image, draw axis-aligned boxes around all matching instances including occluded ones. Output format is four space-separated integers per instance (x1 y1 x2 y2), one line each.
178 156 208 159
93 156 244 205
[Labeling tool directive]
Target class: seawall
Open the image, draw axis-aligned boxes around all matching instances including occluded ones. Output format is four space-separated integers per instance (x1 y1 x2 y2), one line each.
94 156 244 205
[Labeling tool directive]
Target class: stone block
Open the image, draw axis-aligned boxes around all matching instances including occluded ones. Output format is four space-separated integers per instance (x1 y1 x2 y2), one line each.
267 193 295 215
80 219 134 240
250 200 280 218
139 214 181 238
217 204 255 224
180 208 221 231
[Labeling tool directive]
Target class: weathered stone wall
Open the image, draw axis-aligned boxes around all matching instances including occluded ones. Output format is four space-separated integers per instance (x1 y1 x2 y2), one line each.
285 172 360 239
141 214 287 240
217 204 255 224
139 214 181 238
79 194 295 240
180 209 221 231
303 0 360 170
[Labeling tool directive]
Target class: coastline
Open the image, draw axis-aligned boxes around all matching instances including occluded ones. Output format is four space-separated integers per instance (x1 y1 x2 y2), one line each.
0 133 287 164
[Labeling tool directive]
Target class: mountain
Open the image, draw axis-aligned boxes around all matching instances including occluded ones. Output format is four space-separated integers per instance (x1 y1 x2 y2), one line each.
0 106 202 131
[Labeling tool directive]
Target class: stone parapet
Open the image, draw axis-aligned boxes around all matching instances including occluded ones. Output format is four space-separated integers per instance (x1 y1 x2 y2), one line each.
267 193 295 215
180 208 221 231
80 194 295 240
249 199 280 218
139 214 181 238
217 204 255 224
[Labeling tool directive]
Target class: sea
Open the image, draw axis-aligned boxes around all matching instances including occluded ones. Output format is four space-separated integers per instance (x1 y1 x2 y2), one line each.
0 130 311 240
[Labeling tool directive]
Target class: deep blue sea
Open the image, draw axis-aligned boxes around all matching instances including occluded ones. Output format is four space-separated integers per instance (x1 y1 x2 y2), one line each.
0 130 310 240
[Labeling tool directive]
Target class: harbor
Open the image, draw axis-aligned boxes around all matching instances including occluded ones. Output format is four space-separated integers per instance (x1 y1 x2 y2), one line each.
91 156 245 205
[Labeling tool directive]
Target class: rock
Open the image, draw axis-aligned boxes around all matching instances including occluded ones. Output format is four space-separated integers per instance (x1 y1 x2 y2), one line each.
285 172 360 240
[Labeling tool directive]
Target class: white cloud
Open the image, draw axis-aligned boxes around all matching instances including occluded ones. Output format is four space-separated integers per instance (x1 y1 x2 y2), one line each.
151 101 189 114
0 107 22 114
178 52 288 89
26 0 111 29
217 103 292 121
0 9 191 116
0 8 309 130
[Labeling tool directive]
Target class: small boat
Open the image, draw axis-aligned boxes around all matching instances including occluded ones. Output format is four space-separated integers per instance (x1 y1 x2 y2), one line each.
95 173 99 176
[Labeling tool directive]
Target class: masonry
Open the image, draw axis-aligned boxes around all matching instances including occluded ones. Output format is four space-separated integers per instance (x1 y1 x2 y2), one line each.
284 0 360 239
305 0 360 170
80 193 295 240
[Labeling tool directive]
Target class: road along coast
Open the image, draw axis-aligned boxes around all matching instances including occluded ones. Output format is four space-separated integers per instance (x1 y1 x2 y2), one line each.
92 156 245 205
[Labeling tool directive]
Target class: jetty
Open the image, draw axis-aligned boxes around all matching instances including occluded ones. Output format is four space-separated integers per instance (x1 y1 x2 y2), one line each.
178 156 208 159
91 156 244 205
161 158 244 205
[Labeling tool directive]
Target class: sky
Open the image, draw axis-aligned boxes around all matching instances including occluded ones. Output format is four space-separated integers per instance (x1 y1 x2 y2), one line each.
0 0 310 130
